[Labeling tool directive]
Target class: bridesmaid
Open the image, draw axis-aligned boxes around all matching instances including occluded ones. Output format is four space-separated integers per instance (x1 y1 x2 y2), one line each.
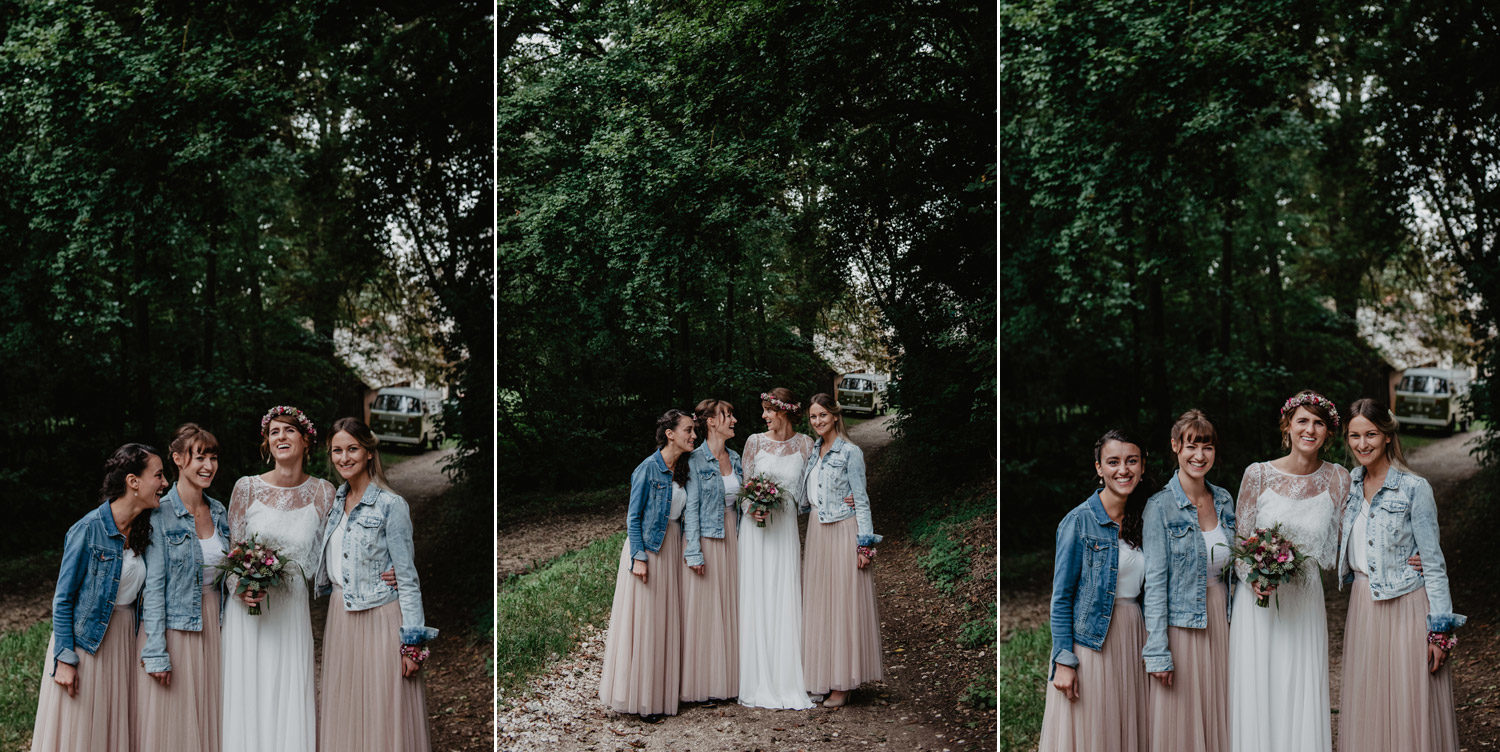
599 409 700 719
1038 429 1152 752
316 417 437 752
681 398 743 703
31 444 167 752
1336 398 1462 752
801 393 883 707
137 424 231 751
1141 410 1234 750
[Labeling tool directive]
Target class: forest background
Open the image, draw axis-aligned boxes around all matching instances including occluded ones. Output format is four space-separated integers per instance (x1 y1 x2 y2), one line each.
0 0 492 612
1002 1 1500 748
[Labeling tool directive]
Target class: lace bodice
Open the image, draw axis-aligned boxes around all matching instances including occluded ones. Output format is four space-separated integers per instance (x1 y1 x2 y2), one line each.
228 475 336 584
1234 461 1350 575
743 432 813 507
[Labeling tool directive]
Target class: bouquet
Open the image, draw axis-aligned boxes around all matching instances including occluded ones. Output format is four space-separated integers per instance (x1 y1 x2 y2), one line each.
741 475 785 528
1225 523 1311 608
213 534 289 615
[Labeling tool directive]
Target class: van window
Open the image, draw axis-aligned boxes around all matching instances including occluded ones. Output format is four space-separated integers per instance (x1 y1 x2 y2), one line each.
843 378 870 391
1398 375 1449 395
374 394 423 414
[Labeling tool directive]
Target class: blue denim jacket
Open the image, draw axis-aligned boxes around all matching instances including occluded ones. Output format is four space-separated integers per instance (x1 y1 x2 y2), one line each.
314 484 438 645
50 502 129 674
139 486 230 672
801 437 882 547
626 451 695 565
1338 465 1465 632
1049 491 1125 678
1140 472 1237 672
685 442 743 542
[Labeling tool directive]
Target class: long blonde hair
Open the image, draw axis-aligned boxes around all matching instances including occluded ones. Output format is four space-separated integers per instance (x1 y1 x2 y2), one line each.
328 417 391 490
808 393 848 439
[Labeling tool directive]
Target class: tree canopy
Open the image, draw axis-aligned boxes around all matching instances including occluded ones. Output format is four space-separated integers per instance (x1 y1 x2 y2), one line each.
0 0 492 554
499 0 995 491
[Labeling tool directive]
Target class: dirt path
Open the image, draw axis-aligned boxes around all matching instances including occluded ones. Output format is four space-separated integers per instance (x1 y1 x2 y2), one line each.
501 415 995 751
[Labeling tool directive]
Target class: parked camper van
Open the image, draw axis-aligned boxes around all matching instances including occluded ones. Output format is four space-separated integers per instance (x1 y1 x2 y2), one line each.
1393 367 1471 434
835 372 886 416
370 386 444 449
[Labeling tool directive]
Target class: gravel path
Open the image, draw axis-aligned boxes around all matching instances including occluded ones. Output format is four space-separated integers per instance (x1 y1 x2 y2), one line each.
499 415 975 752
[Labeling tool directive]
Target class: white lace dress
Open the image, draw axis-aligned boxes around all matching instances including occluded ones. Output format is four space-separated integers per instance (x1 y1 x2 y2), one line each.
737 432 815 709
221 475 335 752
1228 461 1350 752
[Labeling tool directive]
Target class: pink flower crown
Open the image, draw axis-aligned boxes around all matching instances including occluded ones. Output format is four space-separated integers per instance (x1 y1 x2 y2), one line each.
1280 393 1339 430
260 405 317 441
760 392 800 413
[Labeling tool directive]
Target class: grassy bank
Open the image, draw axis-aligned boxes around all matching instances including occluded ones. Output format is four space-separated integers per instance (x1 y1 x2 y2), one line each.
0 621 48 752
999 625 1048 752
496 532 624 700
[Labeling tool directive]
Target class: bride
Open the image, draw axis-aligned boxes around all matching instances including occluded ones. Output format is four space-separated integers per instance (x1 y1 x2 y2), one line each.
222 406 335 752
737 388 815 710
1228 391 1350 752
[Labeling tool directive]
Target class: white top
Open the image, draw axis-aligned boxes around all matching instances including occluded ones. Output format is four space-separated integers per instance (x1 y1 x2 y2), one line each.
1203 525 1230 583
1347 500 1371 575
325 512 350 586
200 536 227 581
669 483 686 521
117 548 146 606
723 473 741 508
1116 541 1145 599
807 453 826 512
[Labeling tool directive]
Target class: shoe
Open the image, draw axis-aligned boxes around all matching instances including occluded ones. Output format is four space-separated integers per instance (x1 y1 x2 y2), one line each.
823 690 848 708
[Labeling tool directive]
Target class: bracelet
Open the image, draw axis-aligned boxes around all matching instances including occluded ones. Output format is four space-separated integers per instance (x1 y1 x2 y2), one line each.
857 545 878 560
1427 631 1457 652
400 644 431 664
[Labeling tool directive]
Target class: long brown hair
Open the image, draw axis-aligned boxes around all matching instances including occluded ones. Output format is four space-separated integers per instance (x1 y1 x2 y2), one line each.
99 443 159 556
655 409 693 486
1345 398 1408 469
328 417 391 490
808 393 848 439
1093 429 1151 549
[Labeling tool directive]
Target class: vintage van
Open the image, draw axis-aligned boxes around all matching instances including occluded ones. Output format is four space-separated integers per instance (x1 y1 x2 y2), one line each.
370 387 445 449
835 372 886 416
1393 367 1471 433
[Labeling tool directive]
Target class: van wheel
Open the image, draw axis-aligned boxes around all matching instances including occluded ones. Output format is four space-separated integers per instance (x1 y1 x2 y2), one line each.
1443 417 1456 436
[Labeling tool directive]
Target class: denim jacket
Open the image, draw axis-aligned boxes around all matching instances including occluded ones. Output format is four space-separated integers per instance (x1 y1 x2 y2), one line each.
139 486 230 672
626 451 696 565
49 502 128 674
1140 472 1237 672
800 437 883 547
685 442 743 542
1338 465 1465 632
314 484 438 645
1049 491 1125 678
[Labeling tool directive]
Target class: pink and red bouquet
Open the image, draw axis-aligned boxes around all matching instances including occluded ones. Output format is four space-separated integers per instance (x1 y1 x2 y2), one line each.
213 533 288 615
1226 523 1310 608
742 475 785 528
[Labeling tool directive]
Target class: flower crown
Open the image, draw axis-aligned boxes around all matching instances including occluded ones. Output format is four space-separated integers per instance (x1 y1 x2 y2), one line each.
261 405 317 441
1280 393 1339 430
760 392 800 413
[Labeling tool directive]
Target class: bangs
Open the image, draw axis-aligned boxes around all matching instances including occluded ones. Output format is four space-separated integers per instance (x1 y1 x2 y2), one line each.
188 435 221 455
1175 418 1218 446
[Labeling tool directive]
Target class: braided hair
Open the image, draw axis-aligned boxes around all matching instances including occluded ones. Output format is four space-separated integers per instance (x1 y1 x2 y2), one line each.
99 443 160 556
655 409 693 487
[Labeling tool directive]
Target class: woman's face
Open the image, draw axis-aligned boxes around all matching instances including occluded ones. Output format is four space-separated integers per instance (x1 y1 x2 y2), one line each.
1173 435 1215 483
808 403 835 439
1346 415 1390 469
1286 406 1329 456
707 407 737 440
266 419 308 465
665 416 696 453
172 444 218 492
761 405 788 432
131 455 169 507
328 430 370 482
1095 440 1143 499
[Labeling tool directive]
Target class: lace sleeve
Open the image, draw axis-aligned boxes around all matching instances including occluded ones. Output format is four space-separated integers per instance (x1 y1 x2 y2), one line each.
743 434 760 478
798 433 814 459
1328 463 1352 551
1233 463 1263 579
228 476 251 541
314 479 336 522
